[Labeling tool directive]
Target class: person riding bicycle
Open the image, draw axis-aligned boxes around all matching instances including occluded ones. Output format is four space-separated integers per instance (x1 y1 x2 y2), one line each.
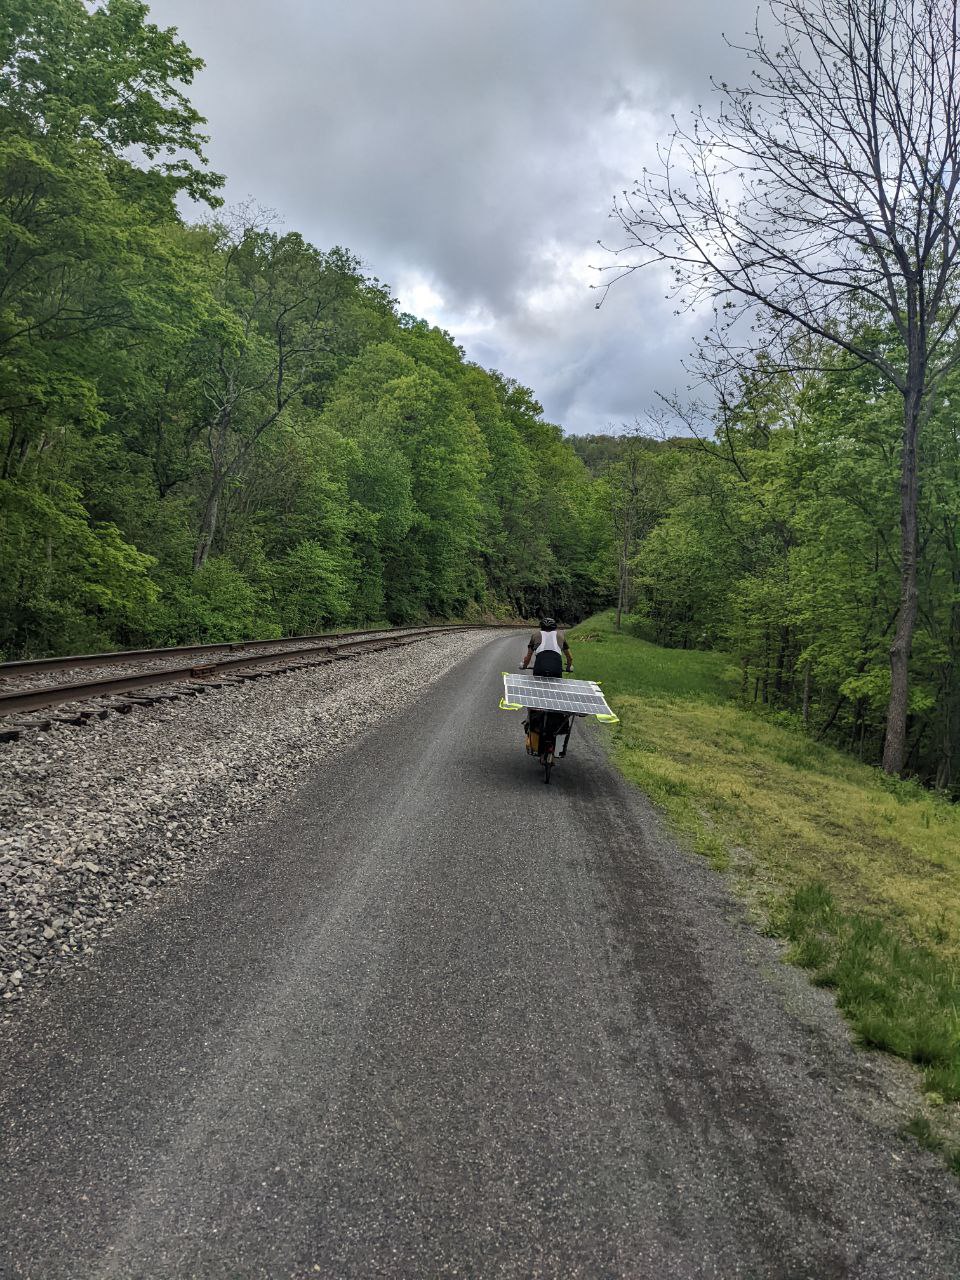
521 618 574 757
522 617 573 677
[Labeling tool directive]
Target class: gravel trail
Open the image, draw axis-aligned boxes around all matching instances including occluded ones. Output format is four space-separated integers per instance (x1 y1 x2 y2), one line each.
0 629 504 1008
2 631 960 1277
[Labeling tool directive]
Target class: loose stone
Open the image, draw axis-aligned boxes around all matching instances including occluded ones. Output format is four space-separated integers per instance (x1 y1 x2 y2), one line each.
0 631 507 1015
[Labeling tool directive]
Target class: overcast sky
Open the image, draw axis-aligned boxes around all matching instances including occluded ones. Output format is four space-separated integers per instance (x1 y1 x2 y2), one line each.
146 0 762 435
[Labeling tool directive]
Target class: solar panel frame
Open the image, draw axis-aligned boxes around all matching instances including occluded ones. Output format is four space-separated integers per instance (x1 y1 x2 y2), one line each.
501 673 617 720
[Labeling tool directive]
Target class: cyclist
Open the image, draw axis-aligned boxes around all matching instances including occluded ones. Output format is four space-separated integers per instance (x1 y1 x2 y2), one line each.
522 617 573 677
521 618 574 756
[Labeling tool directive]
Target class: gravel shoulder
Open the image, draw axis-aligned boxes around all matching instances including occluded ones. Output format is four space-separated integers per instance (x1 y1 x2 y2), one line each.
0 629 505 1010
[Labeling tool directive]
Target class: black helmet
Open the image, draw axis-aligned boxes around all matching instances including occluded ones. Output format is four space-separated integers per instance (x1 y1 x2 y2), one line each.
540 616 557 630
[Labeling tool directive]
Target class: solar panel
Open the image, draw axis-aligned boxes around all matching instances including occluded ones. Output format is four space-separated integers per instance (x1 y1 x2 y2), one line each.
500 673 619 722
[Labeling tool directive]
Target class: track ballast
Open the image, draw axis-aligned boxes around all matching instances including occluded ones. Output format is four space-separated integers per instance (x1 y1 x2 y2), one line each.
0 624 521 738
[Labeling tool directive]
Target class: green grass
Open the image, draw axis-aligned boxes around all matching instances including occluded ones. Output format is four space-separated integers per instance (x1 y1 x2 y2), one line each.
570 611 960 1123
571 617 735 702
903 1113 945 1153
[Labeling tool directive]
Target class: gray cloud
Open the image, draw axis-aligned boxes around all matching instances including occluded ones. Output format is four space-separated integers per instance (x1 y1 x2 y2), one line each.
148 0 762 432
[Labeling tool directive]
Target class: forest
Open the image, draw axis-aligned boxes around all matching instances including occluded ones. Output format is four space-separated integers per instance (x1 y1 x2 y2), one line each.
585 343 960 793
3 0 960 793
0 0 611 660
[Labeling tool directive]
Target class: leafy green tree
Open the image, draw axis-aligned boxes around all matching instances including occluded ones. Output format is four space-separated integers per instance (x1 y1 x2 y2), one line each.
188 225 369 569
0 475 158 655
0 0 221 477
270 542 351 634
0 3 611 660
609 0 960 774
459 365 539 612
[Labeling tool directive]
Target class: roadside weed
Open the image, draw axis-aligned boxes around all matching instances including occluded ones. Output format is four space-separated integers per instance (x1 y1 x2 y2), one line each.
903 1114 944 1152
571 611 960 1119
776 884 960 1095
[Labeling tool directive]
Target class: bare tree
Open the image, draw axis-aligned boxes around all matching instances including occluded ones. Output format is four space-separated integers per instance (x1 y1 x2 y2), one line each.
603 0 960 774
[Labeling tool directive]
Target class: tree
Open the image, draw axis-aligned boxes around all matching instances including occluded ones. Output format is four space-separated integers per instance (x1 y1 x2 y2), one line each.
0 0 221 205
606 0 960 774
0 0 222 480
0 0 224 652
0 5 614 656
190 226 365 569
459 364 540 611
601 431 661 630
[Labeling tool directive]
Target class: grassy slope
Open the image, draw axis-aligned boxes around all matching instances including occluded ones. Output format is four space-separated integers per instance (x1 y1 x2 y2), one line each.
570 612 960 1145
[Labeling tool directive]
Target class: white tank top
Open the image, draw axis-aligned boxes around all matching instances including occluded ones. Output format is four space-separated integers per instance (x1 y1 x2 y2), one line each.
535 630 562 656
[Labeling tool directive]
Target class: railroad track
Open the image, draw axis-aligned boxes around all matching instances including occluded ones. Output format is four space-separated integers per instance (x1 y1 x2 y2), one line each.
0 624 521 739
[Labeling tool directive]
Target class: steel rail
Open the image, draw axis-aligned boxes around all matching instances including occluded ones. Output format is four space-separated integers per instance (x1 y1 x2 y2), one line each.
0 625 520 720
0 623 519 679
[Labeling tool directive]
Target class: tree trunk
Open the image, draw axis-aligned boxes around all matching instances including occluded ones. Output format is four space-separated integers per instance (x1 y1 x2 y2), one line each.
193 477 224 571
882 387 922 775
802 660 812 728
615 507 632 631
773 626 788 699
760 628 770 705
935 710 952 791
1 424 19 481
816 696 844 740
